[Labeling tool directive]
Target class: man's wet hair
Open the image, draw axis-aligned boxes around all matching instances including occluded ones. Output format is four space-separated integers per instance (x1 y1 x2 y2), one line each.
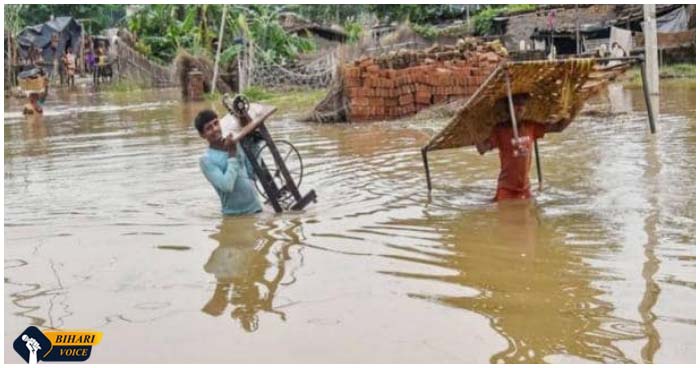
194 109 218 134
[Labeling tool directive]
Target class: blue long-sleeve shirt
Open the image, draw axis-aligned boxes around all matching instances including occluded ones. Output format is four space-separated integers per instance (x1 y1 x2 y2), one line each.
200 145 262 216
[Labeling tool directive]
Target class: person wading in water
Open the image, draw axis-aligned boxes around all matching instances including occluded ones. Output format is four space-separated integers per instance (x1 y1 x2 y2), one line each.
194 109 262 216
476 93 571 201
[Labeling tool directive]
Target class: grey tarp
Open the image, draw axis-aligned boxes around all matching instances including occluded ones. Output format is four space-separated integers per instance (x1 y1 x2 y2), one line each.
657 6 690 32
16 17 82 68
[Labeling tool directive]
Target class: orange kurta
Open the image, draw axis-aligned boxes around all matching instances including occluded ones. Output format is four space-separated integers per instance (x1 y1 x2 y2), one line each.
489 121 546 201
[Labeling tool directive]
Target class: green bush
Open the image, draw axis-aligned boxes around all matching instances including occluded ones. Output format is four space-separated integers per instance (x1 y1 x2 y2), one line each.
344 21 364 43
472 5 536 35
411 22 471 40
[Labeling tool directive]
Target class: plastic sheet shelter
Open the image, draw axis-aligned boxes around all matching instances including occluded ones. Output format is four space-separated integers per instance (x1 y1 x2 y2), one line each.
16 17 83 68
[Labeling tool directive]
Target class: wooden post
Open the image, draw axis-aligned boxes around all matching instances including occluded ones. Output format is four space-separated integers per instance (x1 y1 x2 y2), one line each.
8 34 15 87
237 47 242 92
422 147 432 192
247 39 254 89
575 5 581 55
211 4 227 94
639 59 657 134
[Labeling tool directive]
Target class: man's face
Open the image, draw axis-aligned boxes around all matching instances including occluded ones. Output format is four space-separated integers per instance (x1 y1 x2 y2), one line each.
513 101 526 120
200 117 222 144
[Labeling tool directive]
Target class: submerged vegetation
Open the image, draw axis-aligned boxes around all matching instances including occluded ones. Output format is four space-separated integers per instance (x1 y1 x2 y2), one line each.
624 63 695 86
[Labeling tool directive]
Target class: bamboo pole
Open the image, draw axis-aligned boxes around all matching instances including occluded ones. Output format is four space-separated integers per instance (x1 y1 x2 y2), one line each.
211 4 228 93
504 70 520 139
534 140 543 190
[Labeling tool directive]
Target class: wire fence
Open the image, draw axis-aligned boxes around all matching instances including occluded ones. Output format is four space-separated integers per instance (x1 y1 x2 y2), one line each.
113 40 178 87
248 44 339 89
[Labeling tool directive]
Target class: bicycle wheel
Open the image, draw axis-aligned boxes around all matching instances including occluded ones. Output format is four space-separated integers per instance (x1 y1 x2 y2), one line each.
254 140 304 201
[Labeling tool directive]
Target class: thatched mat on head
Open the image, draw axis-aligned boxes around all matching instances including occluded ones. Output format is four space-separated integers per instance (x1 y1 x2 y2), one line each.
424 58 630 152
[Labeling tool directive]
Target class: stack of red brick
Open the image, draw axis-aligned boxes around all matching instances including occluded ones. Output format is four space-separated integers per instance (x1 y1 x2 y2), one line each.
342 42 506 122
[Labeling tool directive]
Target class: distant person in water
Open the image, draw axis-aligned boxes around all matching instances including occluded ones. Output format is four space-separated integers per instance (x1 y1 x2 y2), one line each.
476 93 571 201
194 109 262 216
22 77 49 115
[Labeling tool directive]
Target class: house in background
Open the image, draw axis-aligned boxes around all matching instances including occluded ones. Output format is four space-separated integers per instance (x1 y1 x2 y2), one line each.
17 16 83 76
494 4 694 62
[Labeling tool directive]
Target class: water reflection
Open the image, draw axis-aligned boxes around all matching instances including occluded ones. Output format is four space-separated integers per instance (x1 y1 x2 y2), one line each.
202 215 303 332
607 83 633 115
383 201 653 363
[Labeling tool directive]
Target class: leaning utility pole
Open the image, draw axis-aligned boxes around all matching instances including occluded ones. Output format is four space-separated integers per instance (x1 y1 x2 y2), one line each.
643 4 660 96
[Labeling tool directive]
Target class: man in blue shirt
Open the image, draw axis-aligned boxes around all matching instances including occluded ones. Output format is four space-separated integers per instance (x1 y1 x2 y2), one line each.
194 109 262 216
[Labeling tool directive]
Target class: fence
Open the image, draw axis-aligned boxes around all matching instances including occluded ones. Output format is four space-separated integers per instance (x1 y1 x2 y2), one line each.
245 43 339 90
113 40 178 87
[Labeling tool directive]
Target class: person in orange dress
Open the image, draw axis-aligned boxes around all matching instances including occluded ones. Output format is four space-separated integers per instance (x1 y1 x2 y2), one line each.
476 94 571 201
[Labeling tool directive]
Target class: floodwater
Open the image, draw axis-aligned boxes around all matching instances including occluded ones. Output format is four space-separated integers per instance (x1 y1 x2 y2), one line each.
4 81 695 363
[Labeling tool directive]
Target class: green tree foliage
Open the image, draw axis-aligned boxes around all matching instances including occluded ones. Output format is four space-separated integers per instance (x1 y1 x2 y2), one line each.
5 4 25 33
368 5 465 24
127 4 314 64
288 4 363 25
225 5 315 64
472 4 536 35
14 4 126 33
344 22 364 43
127 5 218 62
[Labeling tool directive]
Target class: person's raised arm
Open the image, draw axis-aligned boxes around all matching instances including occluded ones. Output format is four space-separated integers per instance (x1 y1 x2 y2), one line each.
545 118 572 133
476 138 494 155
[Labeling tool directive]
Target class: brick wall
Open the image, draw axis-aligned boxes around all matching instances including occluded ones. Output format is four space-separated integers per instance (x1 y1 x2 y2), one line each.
342 41 506 122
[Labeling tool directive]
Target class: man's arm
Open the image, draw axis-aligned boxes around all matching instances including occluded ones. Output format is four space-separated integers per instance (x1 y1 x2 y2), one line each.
476 138 494 155
545 118 572 133
200 156 241 193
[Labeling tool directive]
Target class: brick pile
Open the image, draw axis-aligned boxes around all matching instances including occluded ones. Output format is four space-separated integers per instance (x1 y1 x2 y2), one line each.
342 40 507 122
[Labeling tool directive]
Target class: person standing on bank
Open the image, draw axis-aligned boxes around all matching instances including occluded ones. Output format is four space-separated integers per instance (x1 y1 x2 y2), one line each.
476 93 571 201
194 109 262 216
62 49 76 87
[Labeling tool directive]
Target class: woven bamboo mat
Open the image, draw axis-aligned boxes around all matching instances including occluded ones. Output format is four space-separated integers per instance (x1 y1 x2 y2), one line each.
424 58 629 152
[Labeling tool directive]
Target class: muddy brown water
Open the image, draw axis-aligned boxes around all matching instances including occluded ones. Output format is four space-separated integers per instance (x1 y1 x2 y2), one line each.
4 81 695 363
